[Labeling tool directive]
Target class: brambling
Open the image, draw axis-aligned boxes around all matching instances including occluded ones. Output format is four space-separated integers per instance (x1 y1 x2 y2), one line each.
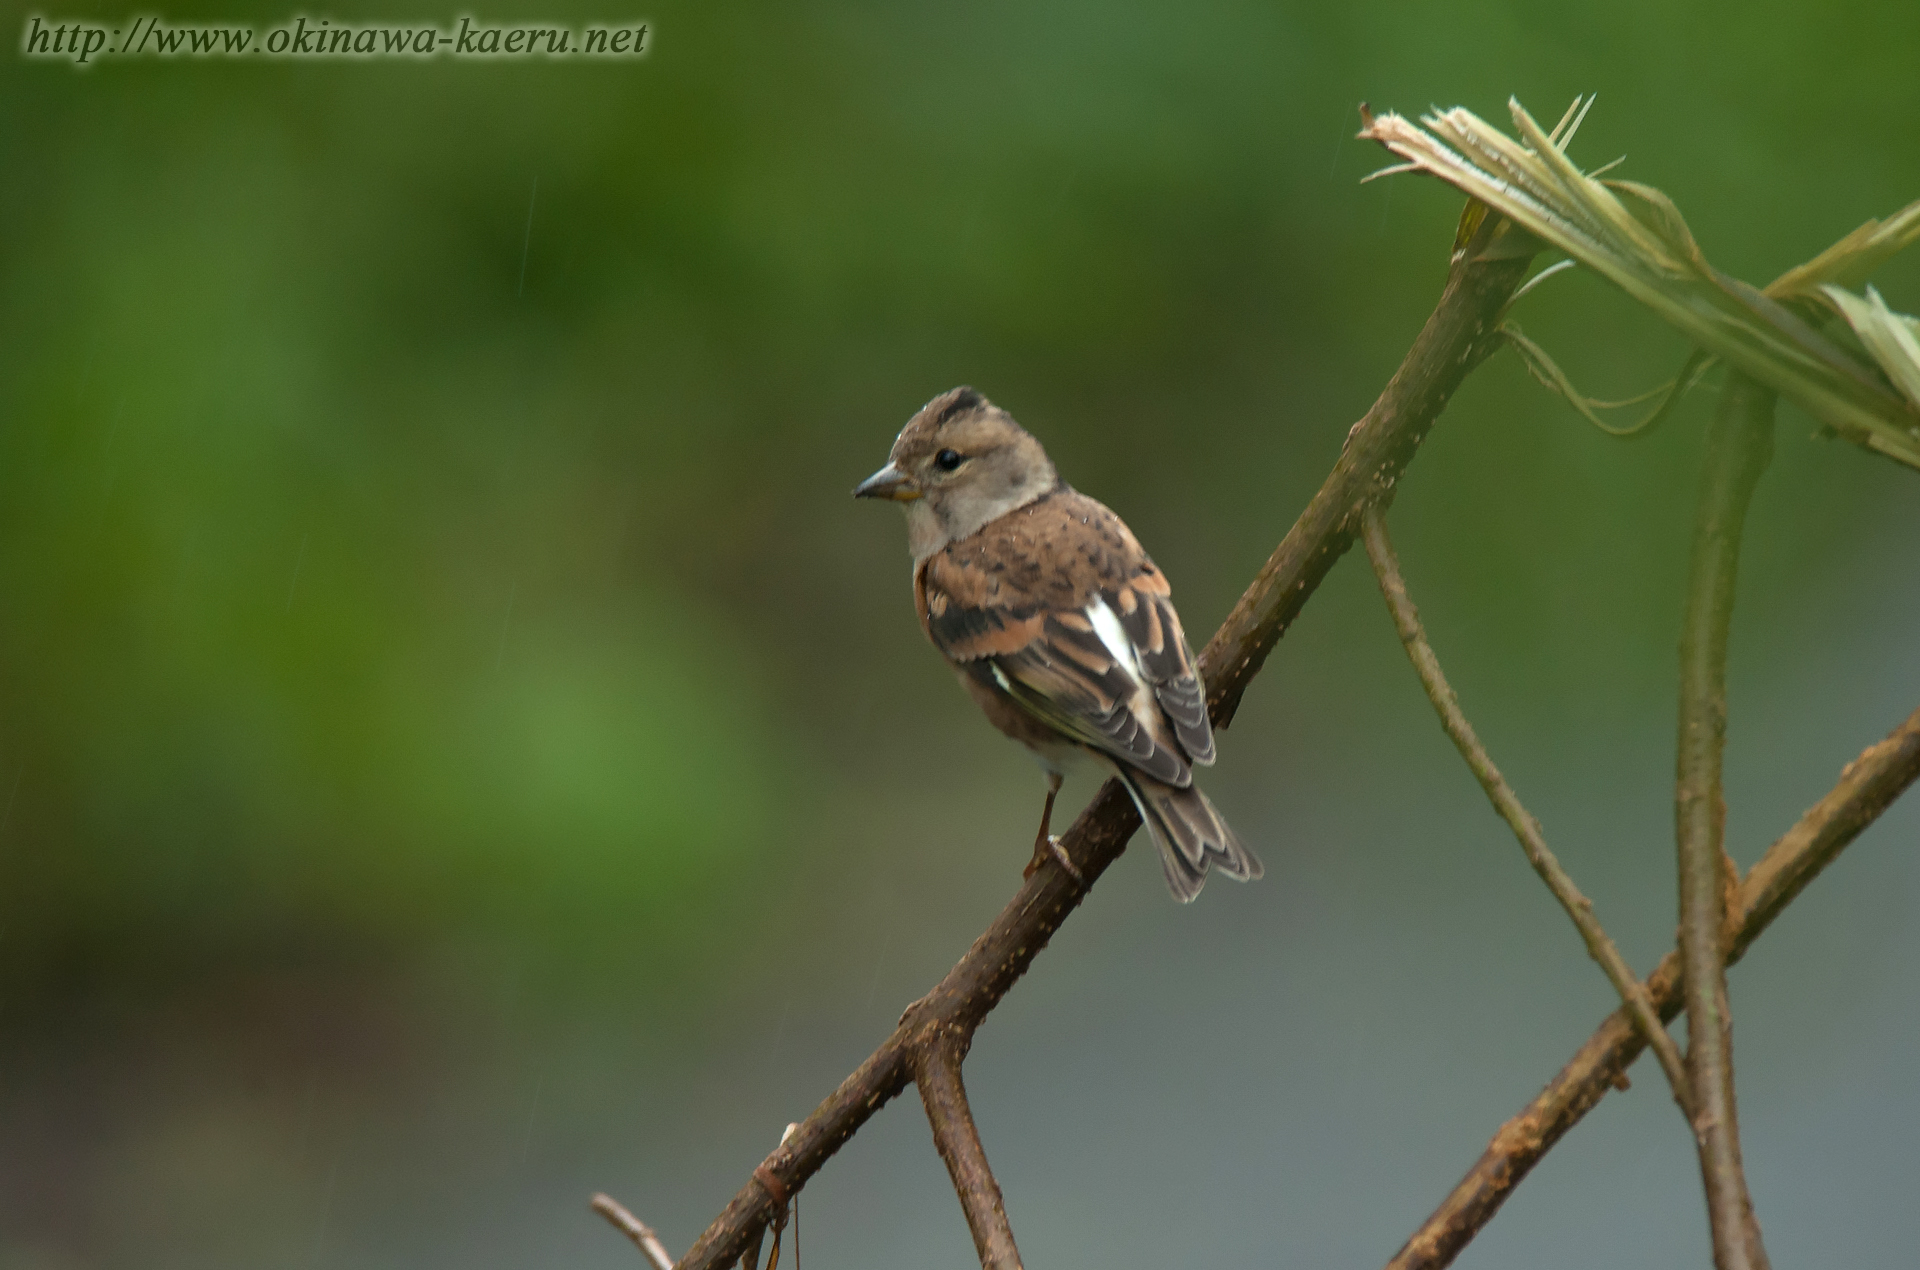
856 387 1262 902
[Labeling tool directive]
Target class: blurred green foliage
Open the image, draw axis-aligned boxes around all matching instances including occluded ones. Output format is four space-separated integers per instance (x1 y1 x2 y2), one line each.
4 0 1917 1000
3 2 1919 1264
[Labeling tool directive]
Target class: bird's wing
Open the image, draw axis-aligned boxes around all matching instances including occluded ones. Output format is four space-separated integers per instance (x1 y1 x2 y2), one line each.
918 490 1214 785
1111 560 1215 766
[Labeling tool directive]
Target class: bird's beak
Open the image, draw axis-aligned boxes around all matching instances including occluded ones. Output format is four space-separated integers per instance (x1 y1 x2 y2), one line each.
853 461 921 502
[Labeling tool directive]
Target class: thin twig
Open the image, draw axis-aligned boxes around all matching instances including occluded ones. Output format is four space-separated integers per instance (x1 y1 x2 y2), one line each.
662 204 1538 1270
1358 505 1696 1116
1676 372 1776 1270
1387 701 1920 1270
593 1193 677 1270
916 1032 1022 1269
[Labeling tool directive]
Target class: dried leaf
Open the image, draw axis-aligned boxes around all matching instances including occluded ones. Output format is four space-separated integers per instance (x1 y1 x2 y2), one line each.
1769 202 1920 300
1823 284 1920 412
1502 322 1713 438
1359 98 1920 472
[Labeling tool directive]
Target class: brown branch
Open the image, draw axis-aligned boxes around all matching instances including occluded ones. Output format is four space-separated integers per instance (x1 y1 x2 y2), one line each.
1676 373 1776 1270
916 1032 1022 1269
1358 505 1696 1116
658 204 1537 1270
1201 201 1538 726
593 1193 677 1270
1387 700 1920 1270
738 1226 764 1270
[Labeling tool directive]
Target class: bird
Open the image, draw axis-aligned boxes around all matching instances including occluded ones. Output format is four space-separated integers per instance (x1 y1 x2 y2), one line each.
854 386 1262 902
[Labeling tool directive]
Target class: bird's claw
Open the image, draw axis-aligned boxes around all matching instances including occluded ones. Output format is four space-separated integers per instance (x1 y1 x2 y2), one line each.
1024 835 1083 885
1047 836 1084 884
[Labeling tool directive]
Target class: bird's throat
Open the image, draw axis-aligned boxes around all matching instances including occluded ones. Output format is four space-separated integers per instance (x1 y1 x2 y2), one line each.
903 499 948 563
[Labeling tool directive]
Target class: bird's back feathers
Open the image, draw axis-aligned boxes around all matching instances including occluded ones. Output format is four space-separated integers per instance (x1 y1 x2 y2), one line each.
916 489 1215 787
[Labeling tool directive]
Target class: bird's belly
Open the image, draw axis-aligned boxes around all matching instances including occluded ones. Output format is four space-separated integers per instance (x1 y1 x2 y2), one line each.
1022 734 1088 778
955 662 1081 774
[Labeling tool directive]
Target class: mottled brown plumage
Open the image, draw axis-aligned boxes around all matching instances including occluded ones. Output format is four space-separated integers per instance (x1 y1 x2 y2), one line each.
917 490 1207 788
856 387 1261 901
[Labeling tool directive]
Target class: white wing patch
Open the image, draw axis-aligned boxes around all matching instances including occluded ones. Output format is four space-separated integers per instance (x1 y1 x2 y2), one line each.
1086 596 1144 681
1087 595 1161 730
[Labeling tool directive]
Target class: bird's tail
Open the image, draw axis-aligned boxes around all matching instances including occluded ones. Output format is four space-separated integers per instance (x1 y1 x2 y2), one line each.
1117 771 1263 903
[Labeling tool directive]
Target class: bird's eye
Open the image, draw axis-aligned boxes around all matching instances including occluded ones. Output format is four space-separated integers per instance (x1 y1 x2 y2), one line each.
935 449 964 472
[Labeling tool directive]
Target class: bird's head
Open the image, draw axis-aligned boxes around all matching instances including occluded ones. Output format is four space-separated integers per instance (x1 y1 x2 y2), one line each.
855 387 1059 559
